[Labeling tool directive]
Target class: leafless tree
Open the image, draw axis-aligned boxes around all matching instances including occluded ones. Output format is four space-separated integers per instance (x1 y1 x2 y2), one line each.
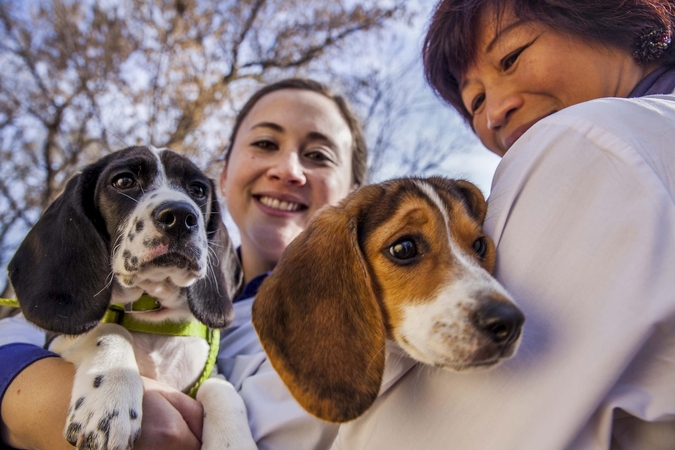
361 58 476 182
0 0 410 309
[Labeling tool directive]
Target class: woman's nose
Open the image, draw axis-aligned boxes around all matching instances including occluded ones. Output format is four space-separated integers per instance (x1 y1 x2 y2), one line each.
486 89 522 130
267 151 306 186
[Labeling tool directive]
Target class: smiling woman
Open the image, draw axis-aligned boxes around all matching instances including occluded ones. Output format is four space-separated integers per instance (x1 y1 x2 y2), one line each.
222 86 357 283
459 19 656 154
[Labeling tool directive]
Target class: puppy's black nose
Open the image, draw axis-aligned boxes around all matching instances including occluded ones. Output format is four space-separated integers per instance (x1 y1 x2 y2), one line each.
473 300 524 346
153 201 199 239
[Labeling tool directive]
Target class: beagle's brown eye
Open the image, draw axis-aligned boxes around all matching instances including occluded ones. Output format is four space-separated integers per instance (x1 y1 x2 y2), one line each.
473 237 488 259
389 239 417 260
112 174 136 190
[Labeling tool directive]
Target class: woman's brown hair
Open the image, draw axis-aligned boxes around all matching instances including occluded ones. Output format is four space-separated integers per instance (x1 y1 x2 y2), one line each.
224 78 368 187
423 0 675 120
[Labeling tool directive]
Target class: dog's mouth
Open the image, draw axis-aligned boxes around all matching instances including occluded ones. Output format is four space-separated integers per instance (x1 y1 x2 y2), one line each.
445 339 521 371
145 251 201 272
141 249 201 272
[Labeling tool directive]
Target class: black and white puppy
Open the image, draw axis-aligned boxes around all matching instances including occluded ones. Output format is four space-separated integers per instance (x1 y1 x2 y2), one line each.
8 146 256 450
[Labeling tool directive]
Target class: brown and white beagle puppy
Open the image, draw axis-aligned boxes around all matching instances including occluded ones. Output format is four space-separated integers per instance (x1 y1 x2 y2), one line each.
252 176 524 423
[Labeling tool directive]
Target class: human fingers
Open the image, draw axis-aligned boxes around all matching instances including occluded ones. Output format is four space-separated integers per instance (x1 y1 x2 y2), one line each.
134 389 201 450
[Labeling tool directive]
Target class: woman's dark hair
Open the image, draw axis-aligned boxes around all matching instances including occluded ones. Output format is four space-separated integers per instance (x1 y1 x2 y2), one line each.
423 0 675 120
224 78 368 187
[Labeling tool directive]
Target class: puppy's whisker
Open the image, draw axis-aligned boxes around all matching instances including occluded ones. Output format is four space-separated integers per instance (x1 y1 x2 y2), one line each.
207 247 220 266
94 271 116 297
365 342 388 376
117 191 139 203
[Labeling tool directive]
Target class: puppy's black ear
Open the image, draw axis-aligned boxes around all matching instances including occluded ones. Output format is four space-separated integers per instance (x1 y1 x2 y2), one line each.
187 181 241 329
8 162 112 335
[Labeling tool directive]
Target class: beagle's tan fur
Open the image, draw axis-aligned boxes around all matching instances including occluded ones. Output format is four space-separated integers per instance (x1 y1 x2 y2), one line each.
252 176 524 423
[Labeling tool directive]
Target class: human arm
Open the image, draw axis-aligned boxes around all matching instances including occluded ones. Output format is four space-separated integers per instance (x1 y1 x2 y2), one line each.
0 328 204 450
1 356 203 450
331 96 675 449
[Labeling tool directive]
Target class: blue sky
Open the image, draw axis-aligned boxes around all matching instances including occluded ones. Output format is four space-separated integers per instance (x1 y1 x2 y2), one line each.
364 0 500 194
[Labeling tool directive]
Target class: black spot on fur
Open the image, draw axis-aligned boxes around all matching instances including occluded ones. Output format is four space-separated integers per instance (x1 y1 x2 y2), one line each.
75 396 85 410
143 236 163 248
124 252 139 271
93 375 104 388
128 232 135 241
97 410 119 433
134 429 142 442
150 193 158 200
96 339 103 346
66 422 82 445
82 431 99 450
98 416 111 433
130 409 138 420
136 220 145 232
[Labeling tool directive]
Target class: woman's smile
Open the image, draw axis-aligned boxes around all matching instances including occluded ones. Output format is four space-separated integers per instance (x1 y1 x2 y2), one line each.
254 193 308 214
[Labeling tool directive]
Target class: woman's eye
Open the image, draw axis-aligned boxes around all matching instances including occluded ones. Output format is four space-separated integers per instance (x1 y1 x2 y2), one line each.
188 182 207 199
305 150 332 164
471 93 485 114
112 174 136 190
252 140 277 150
501 47 525 70
472 237 488 259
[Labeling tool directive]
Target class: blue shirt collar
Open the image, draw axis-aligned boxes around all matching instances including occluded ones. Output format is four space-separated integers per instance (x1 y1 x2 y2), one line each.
233 246 269 303
234 272 269 303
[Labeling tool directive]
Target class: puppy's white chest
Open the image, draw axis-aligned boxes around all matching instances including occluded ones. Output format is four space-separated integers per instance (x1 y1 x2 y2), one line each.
132 333 210 392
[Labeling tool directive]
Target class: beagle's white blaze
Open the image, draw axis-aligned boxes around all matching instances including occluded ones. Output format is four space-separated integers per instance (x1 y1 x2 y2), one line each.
414 179 451 234
149 146 169 189
416 178 509 294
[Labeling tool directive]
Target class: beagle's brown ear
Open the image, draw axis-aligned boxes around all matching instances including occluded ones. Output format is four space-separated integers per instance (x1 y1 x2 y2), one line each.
252 194 385 423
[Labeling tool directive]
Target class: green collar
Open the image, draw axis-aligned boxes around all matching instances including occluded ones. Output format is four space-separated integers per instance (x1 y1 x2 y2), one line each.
1 295 218 399
0 298 19 308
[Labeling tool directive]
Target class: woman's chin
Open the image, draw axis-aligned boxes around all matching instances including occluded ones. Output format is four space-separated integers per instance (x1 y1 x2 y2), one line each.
252 228 303 260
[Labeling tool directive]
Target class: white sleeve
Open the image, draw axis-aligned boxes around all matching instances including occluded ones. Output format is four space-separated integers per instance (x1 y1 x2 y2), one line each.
332 97 675 450
0 313 47 347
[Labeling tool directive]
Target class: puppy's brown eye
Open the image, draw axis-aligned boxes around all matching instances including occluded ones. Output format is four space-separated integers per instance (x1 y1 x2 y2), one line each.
389 239 417 260
473 237 487 259
189 183 207 199
112 174 136 190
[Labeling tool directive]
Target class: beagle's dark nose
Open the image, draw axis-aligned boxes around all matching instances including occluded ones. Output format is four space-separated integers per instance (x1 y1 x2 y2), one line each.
153 201 199 239
473 300 524 346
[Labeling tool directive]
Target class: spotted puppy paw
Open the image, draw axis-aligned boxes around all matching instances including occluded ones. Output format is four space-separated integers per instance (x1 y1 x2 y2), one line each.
65 370 143 450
